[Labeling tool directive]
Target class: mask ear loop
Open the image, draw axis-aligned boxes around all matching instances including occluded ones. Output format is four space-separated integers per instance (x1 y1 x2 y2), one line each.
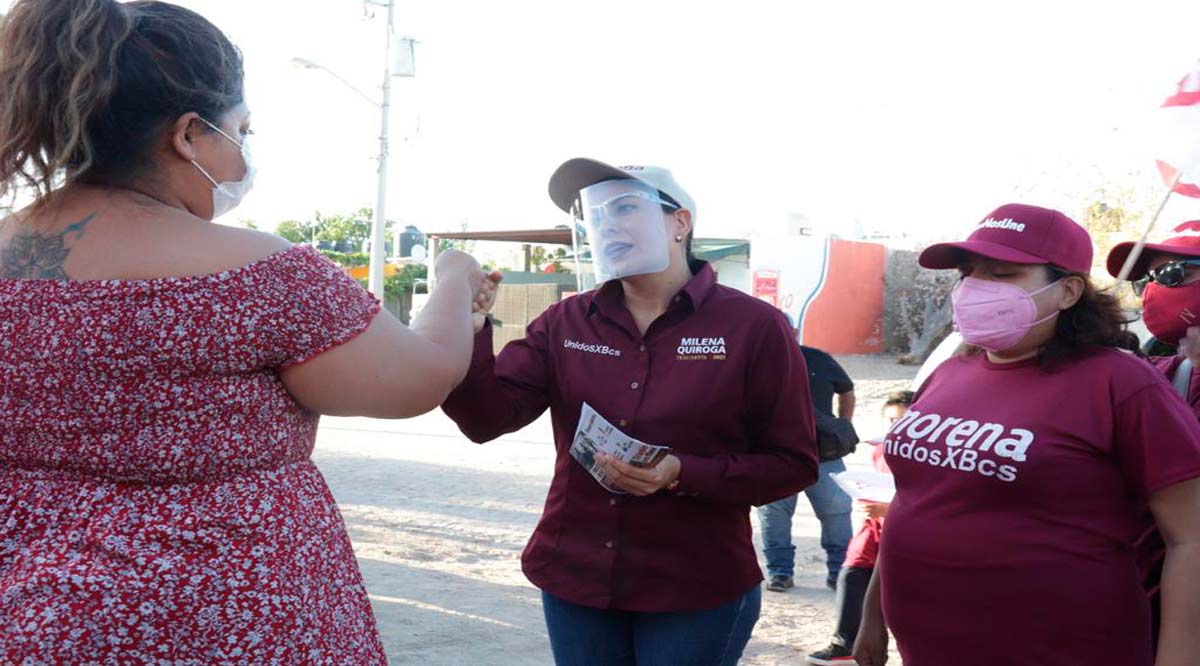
189 117 244 192
190 159 222 188
198 117 244 148
1026 277 1070 330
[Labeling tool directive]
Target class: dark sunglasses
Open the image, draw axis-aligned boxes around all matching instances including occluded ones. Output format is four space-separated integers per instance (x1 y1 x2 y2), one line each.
1146 259 1200 288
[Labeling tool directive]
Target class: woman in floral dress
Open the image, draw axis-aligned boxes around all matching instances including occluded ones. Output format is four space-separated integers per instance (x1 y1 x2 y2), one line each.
0 0 489 662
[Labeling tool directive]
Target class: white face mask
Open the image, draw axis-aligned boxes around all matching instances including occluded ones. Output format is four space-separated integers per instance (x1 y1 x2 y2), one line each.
190 118 255 219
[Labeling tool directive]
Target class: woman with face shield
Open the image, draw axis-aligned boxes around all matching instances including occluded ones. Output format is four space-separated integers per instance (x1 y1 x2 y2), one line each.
851 204 1200 666
0 1 487 662
442 158 819 665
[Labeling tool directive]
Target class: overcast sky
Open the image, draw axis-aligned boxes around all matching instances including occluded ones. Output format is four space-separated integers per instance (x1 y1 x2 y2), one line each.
7 0 1200 243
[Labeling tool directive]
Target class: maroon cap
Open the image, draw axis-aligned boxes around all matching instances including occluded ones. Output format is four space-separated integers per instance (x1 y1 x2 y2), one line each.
919 203 1094 274
1106 220 1200 280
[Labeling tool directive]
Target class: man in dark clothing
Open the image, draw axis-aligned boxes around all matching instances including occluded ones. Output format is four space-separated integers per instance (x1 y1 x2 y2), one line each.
758 317 855 592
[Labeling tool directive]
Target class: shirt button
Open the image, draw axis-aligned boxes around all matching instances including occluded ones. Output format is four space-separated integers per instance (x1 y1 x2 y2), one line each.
639 344 646 352
605 540 614 549
609 499 617 506
619 419 628 427
674 296 681 303
630 382 639 390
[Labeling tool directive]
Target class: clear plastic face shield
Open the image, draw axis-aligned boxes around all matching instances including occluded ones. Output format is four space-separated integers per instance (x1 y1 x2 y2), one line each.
571 179 678 288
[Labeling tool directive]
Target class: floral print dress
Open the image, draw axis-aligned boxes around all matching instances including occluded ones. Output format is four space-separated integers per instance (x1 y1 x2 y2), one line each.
0 246 386 664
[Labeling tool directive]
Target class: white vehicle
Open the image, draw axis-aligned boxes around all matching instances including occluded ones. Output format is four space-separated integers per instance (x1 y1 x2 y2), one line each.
912 331 962 392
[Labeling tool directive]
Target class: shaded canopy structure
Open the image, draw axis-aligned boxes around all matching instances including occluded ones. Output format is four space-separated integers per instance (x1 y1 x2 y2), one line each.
426 227 749 274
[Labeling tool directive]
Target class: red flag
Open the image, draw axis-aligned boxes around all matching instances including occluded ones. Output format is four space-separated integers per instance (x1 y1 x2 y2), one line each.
1156 61 1200 198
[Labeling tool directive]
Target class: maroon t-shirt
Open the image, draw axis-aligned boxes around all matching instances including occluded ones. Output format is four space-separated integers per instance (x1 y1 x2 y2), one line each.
881 350 1200 666
441 265 819 612
1136 356 1200 612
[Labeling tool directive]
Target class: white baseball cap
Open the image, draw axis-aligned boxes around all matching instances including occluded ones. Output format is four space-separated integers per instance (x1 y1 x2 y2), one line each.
548 157 696 220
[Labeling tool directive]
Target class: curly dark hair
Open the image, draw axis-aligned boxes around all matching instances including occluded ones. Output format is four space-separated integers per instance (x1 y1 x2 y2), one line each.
0 0 243 202
1039 266 1139 365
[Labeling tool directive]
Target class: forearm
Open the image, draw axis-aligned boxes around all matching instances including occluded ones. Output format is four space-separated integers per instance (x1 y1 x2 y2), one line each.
863 559 883 621
673 448 818 506
410 272 475 388
838 392 856 420
441 323 550 443
1156 543 1200 666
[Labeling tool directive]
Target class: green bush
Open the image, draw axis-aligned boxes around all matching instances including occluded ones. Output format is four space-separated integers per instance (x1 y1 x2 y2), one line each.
320 250 370 267
354 264 428 301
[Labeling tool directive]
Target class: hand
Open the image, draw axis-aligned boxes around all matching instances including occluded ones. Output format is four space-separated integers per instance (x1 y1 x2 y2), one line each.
595 453 682 496
1179 326 1200 367
472 271 503 333
852 611 890 665
857 500 889 521
435 249 484 285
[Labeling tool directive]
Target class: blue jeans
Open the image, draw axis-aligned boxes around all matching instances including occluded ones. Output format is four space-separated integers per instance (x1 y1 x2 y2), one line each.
757 458 852 581
541 587 761 666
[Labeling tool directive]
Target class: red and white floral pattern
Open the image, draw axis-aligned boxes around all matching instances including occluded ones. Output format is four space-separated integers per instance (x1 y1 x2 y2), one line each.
0 246 385 663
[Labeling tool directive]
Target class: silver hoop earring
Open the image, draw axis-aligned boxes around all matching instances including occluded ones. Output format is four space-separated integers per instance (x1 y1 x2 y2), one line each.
675 235 683 243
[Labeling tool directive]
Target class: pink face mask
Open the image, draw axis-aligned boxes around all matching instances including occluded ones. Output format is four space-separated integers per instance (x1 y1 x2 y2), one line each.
951 277 1062 352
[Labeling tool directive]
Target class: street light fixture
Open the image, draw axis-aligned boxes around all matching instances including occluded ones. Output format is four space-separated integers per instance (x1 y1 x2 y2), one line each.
289 57 381 109
291 0 416 299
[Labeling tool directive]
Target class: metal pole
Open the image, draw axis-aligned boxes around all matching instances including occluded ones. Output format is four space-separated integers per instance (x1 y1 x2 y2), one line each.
368 0 395 298
1115 169 1184 282
427 234 440 291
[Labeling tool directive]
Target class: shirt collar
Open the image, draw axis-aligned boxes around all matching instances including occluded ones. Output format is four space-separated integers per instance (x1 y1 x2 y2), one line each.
587 262 717 318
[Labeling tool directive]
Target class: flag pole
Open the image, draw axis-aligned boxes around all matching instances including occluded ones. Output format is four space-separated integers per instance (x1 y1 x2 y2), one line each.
1115 169 1185 282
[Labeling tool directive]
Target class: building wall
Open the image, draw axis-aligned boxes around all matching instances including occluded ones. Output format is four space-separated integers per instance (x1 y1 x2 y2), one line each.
749 236 886 354
711 255 751 294
490 281 572 355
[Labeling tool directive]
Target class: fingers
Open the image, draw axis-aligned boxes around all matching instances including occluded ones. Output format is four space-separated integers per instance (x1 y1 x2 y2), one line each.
470 274 500 316
471 311 489 334
596 454 660 495
852 649 885 665
599 455 660 482
1182 327 1200 361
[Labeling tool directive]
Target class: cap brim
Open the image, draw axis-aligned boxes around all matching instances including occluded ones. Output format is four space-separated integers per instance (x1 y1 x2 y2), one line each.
548 158 637 213
1105 241 1200 280
918 240 1049 270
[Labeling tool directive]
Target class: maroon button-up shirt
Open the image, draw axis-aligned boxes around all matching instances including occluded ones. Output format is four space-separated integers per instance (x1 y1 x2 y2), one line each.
441 264 818 612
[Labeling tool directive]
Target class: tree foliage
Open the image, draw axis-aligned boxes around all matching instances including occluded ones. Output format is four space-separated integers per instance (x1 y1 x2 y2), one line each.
888 251 958 365
275 207 379 249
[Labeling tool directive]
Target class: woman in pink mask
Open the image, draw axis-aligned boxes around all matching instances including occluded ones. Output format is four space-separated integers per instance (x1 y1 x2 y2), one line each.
853 204 1200 666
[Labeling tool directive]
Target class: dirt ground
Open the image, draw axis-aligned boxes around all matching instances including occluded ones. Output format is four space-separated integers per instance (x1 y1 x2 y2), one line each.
312 354 918 665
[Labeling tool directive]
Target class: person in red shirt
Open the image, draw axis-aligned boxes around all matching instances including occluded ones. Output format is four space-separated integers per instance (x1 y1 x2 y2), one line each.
1106 219 1200 395
853 203 1200 666
805 390 911 665
441 157 819 665
1107 220 1200 645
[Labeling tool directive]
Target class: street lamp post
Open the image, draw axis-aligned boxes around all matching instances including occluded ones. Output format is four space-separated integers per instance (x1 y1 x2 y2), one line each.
369 0 395 300
292 0 415 299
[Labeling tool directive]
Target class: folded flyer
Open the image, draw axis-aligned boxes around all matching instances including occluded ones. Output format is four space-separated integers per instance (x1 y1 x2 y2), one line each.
830 469 895 503
569 402 671 493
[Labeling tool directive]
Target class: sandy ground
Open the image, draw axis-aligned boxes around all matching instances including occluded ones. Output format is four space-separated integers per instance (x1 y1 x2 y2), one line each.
312 355 918 665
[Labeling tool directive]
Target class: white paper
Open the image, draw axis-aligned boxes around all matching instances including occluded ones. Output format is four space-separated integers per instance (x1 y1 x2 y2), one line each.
570 402 671 494
831 470 895 503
